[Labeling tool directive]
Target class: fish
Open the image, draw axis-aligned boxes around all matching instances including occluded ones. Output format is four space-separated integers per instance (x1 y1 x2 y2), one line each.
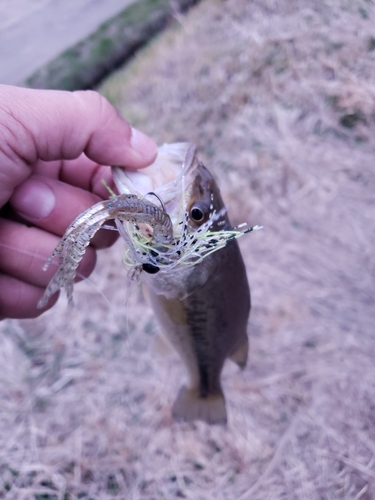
39 143 257 425
113 143 251 425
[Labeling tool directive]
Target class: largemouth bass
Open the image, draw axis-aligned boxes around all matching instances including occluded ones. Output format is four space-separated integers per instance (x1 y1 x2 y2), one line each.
113 143 251 425
39 143 257 425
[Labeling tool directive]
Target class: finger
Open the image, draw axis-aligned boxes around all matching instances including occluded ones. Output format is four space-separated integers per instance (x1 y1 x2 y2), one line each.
0 85 157 206
33 155 116 198
60 155 116 199
32 159 62 181
0 274 58 319
0 218 97 288
9 175 118 248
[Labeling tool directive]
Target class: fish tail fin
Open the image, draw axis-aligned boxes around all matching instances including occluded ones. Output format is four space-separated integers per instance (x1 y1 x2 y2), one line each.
172 386 227 425
229 335 249 369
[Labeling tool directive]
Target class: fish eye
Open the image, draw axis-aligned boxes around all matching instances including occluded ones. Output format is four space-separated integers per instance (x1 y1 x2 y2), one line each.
189 201 210 225
191 207 205 222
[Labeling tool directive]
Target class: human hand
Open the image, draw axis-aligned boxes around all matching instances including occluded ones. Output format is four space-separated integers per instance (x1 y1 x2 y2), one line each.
0 85 157 320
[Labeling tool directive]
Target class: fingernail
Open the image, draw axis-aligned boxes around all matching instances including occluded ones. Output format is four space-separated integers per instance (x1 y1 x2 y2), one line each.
11 179 55 220
130 127 157 159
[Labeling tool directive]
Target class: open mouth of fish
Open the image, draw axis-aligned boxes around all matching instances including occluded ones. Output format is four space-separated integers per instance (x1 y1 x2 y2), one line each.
37 143 260 308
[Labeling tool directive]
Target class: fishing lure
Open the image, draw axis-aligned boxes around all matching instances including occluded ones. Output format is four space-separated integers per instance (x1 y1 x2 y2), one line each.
38 192 259 308
37 193 173 308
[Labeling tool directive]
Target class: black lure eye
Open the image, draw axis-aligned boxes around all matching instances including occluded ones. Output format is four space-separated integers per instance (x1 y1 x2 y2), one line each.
191 207 205 222
142 263 160 274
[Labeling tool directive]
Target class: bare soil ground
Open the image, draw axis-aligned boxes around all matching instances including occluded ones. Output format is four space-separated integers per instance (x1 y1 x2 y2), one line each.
1 0 375 498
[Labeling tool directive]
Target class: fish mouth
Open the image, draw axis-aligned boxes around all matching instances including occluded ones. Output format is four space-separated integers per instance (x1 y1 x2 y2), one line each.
112 143 199 227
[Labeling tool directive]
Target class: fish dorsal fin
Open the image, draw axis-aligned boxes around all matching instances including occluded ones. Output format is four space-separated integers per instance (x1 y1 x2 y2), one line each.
229 335 249 369
172 386 227 425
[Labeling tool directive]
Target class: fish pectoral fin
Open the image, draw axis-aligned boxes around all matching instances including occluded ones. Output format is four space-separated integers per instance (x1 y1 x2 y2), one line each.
172 386 227 425
229 335 249 369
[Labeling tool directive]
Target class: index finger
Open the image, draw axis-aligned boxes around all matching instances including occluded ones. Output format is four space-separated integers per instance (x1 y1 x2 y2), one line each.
33 155 115 199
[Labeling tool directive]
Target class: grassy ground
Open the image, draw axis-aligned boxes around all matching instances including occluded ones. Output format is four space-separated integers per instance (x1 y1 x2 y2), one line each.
2 0 375 498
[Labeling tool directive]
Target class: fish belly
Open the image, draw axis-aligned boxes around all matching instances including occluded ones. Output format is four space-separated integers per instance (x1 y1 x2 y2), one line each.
148 240 250 424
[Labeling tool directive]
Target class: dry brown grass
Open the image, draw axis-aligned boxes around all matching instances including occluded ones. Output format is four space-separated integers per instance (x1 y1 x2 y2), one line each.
2 0 375 498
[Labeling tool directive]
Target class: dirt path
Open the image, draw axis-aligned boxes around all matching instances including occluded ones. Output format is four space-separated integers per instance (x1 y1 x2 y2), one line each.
1 0 375 498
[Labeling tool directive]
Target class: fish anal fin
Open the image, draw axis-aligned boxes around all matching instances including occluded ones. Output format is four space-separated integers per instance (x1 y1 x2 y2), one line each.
172 386 227 425
229 335 249 369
